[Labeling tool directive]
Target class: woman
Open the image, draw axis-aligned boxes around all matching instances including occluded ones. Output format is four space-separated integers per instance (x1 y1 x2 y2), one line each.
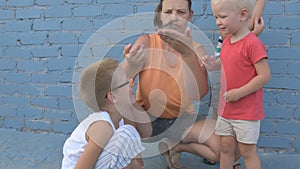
122 0 265 168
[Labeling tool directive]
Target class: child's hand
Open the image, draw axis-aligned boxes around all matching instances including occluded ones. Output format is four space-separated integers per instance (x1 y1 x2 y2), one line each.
223 89 241 102
200 54 219 71
123 43 146 67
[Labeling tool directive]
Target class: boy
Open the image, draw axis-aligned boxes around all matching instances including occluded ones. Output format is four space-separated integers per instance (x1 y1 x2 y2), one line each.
202 0 271 168
62 59 151 169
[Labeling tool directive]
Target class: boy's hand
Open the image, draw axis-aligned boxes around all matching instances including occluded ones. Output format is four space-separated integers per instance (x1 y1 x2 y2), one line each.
200 54 219 71
123 43 146 67
223 89 241 102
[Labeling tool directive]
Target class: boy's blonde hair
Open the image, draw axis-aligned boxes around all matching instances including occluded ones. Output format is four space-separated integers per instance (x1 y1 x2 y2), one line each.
211 0 256 19
78 59 119 112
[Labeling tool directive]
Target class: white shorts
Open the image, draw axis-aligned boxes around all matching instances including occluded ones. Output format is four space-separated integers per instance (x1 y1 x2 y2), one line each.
215 116 260 144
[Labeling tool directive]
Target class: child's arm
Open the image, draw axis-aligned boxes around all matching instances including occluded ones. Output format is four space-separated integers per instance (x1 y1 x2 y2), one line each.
74 121 113 169
200 55 222 71
224 58 271 102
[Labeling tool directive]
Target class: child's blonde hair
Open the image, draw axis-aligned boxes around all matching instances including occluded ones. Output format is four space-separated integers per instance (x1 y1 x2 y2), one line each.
211 0 256 19
78 59 119 112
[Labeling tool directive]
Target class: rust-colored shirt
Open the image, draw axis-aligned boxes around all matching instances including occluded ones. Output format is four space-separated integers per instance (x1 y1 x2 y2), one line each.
136 34 196 118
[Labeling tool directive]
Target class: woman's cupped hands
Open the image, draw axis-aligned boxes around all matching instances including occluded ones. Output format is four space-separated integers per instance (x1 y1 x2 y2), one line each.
157 28 195 56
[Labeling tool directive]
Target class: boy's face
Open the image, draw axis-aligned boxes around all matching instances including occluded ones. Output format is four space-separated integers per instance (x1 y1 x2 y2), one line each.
212 0 244 36
111 75 135 105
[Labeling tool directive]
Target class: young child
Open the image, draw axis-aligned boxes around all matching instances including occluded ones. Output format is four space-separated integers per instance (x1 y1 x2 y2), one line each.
202 0 271 169
61 59 151 169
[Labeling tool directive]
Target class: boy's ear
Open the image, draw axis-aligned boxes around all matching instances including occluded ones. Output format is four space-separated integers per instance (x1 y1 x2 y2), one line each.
240 8 249 21
106 91 114 102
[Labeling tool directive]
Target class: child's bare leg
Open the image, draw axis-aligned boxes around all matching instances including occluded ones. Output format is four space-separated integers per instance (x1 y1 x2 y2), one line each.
219 136 236 169
239 143 261 169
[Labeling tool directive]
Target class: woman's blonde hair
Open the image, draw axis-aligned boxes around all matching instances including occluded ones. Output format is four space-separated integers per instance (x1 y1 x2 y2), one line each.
78 59 119 112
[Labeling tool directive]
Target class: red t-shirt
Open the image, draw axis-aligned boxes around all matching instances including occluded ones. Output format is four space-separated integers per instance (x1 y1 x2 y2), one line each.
218 32 267 120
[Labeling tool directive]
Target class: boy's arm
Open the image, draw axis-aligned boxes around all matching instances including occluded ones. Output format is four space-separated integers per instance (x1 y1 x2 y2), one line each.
75 121 113 169
224 58 271 102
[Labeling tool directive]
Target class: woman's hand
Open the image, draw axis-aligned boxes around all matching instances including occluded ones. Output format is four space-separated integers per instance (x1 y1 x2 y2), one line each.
123 43 146 67
252 16 265 36
158 28 195 56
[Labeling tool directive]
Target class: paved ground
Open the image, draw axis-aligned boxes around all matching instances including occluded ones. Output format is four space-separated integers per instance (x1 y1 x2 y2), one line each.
1 128 300 169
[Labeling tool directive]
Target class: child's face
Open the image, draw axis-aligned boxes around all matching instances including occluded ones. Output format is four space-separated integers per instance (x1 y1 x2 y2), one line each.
212 0 243 36
112 76 135 105
160 0 193 33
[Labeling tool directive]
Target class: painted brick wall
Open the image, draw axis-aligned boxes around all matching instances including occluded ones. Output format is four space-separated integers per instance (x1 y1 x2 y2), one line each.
0 0 299 154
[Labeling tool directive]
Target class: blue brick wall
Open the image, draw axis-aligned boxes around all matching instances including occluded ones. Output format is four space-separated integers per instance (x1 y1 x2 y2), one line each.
0 0 299 154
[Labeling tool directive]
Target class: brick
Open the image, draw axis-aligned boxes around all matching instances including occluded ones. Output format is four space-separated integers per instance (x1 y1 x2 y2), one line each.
7 0 34 7
31 97 58 108
4 117 24 129
288 61 300 76
268 47 300 60
192 1 206 16
0 60 16 70
268 60 288 74
31 46 59 58
278 91 300 104
270 16 300 30
264 104 293 119
0 10 14 20
61 45 80 57
258 135 290 149
20 107 43 118
19 32 47 45
5 20 32 32
53 121 77 133
286 2 300 15
16 7 42 19
47 57 75 71
36 0 65 5
264 2 284 15
3 96 30 107
103 4 134 17
136 4 157 13
44 109 73 121
44 86 72 97
48 31 78 44
0 32 19 46
296 136 300 153
291 32 300 45
260 119 274 133
25 120 51 130
33 19 61 31
59 98 74 110
92 18 113 30
17 59 46 72
66 0 92 4
0 107 17 117
31 72 60 84
0 83 17 95
44 6 72 18
260 30 288 45
277 121 300 135
294 107 300 120
193 16 218 30
62 19 91 31
58 70 73 83
18 85 41 96
4 72 31 83
74 6 102 17
5 47 31 59
268 76 300 90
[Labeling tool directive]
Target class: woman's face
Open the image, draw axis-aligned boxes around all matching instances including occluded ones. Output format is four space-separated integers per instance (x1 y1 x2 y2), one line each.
160 0 193 33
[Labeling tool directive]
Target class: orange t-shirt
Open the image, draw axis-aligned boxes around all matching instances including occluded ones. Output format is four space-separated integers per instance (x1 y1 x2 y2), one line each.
136 34 196 118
